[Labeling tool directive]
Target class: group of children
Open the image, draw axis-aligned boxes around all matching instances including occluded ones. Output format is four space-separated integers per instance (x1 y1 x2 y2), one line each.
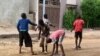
17 13 84 56
17 13 66 56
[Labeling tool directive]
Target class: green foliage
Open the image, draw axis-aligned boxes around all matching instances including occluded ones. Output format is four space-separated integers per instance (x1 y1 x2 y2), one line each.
81 0 100 28
63 9 75 29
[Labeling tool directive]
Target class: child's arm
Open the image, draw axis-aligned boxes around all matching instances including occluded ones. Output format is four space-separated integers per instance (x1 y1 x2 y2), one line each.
37 26 42 40
47 19 55 27
17 21 20 32
49 24 55 27
38 28 41 40
71 26 75 32
28 19 37 26
30 22 37 26
71 22 75 32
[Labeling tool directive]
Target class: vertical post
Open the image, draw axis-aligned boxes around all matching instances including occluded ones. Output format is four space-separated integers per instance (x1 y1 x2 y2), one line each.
43 0 46 19
31 0 39 24
59 0 67 28
35 0 39 24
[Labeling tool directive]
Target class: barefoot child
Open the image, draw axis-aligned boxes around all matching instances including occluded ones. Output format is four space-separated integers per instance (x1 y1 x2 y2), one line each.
47 29 65 56
37 19 45 40
72 16 84 49
17 13 37 55
37 19 50 53
37 14 55 53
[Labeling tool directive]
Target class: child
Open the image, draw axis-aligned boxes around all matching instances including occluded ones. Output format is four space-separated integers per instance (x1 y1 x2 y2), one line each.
43 14 55 27
38 14 55 53
72 16 84 49
37 19 45 40
47 29 65 56
17 13 37 55
37 19 49 53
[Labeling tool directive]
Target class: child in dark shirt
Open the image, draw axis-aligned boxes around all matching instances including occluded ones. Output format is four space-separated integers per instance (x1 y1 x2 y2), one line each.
37 19 49 53
37 14 55 53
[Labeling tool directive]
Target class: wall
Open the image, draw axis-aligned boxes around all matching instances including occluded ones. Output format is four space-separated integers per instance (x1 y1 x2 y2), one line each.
39 5 60 29
29 0 39 24
66 0 77 5
0 0 29 27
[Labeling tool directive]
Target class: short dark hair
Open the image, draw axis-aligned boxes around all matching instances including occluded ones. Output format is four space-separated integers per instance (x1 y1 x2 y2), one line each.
21 13 27 19
44 14 48 19
77 15 81 19
46 38 52 43
38 19 45 26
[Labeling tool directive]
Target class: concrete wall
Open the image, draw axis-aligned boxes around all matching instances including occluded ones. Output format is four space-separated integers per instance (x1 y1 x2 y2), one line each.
66 0 77 5
0 0 29 26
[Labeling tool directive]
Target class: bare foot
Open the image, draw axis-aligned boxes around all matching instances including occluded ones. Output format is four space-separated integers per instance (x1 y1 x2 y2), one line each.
62 54 65 56
19 51 21 54
32 52 37 55
78 46 81 48
50 54 53 56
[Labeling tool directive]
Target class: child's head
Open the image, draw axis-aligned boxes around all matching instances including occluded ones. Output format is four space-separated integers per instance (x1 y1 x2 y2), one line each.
21 13 27 19
46 38 52 43
44 14 48 19
77 15 81 19
38 19 45 26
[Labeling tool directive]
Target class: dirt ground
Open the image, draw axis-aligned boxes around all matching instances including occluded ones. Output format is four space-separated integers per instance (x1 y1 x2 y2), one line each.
0 37 100 56
0 27 100 56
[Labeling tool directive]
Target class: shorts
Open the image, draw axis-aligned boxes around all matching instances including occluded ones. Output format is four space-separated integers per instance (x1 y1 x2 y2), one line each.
75 32 82 39
19 31 32 47
52 32 65 44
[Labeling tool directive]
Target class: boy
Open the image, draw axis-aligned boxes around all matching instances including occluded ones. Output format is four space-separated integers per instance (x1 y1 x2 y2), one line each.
72 16 84 49
38 14 55 53
47 29 65 56
37 19 49 53
17 13 37 55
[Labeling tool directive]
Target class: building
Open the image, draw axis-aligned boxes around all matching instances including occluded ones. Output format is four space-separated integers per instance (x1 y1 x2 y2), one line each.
66 0 81 15
39 0 60 28
0 0 39 27
0 0 29 27
0 0 81 28
38 0 81 28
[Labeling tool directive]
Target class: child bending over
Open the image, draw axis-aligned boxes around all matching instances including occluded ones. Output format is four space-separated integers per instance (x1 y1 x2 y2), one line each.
47 29 65 56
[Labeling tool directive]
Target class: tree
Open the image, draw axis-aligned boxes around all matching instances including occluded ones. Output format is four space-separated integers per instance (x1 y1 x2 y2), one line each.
81 0 100 28
63 8 75 29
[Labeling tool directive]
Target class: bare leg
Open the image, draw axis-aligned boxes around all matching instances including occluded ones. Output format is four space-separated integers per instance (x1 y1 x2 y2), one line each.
78 32 82 48
45 44 47 52
75 37 78 49
30 46 34 55
42 45 44 52
78 37 82 48
38 29 41 40
45 39 48 52
59 44 65 56
55 42 58 54
45 38 48 52
50 44 56 56
19 46 22 54
40 37 45 52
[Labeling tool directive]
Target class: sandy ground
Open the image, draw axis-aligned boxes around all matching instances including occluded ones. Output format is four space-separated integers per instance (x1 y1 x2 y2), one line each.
0 27 100 56
0 38 100 56
0 37 100 56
